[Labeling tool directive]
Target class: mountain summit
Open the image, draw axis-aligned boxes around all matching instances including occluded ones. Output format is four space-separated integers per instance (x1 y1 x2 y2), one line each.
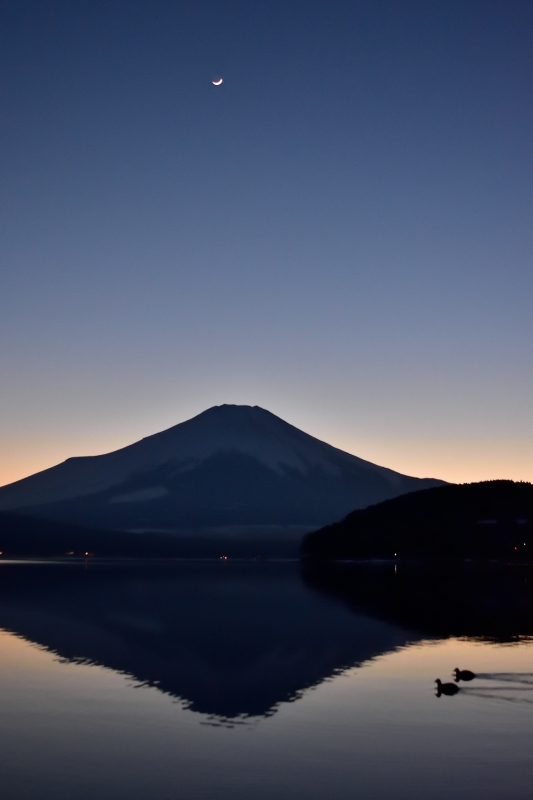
0 405 444 535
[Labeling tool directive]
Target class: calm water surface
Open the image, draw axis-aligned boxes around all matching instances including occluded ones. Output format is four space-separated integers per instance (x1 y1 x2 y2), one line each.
0 560 532 799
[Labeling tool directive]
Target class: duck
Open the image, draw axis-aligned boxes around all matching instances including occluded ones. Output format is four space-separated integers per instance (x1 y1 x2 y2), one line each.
435 679 460 697
453 668 476 682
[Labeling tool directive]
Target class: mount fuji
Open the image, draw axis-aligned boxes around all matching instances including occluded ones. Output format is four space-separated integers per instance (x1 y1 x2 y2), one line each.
0 405 444 540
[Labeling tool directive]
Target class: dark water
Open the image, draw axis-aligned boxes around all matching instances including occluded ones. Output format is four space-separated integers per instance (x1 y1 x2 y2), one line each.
0 560 532 799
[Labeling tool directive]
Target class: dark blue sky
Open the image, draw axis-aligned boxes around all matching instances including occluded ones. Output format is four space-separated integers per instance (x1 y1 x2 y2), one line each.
1 0 532 484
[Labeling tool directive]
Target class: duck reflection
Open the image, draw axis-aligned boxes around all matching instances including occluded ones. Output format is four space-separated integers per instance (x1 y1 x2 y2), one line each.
454 668 476 682
435 679 460 697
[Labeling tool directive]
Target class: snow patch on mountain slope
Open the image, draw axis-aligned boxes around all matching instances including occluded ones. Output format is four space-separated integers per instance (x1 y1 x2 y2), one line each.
109 486 169 504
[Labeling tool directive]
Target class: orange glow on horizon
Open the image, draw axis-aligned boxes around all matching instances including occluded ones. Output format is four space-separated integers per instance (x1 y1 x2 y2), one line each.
0 433 531 489
327 436 533 485
0 434 137 488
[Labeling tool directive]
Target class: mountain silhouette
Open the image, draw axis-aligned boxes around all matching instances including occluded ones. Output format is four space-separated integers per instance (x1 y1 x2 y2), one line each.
0 405 443 538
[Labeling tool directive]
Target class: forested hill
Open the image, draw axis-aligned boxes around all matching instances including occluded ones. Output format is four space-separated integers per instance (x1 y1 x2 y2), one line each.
301 480 533 560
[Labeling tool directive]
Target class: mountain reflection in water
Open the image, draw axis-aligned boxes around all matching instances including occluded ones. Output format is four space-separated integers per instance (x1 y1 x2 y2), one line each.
303 561 533 642
0 561 412 721
0 560 532 723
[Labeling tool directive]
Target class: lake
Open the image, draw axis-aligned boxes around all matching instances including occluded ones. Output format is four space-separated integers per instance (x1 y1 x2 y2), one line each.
0 559 532 799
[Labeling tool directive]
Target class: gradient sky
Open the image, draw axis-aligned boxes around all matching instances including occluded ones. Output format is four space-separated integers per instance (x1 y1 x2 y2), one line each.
1 0 532 486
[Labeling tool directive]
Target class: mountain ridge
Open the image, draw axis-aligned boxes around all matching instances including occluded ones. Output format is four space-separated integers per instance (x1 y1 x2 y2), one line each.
0 405 445 533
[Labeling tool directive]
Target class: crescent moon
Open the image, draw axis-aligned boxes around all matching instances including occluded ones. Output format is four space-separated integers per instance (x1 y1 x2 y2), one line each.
212 78 223 86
